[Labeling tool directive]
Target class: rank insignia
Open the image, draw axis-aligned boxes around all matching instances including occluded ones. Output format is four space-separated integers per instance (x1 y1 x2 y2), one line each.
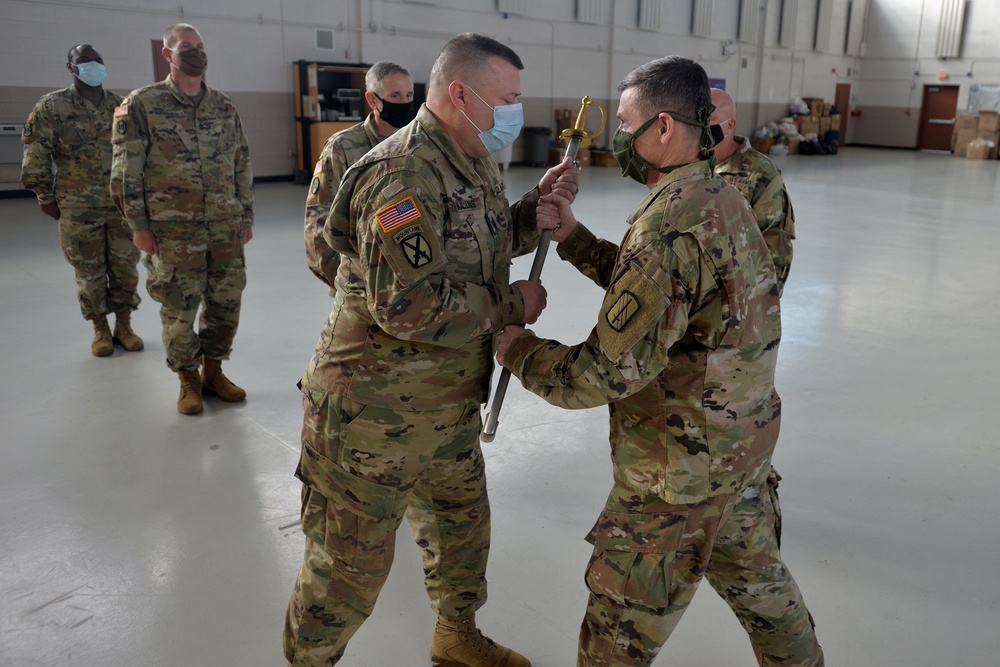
606 290 640 332
401 233 432 269
376 196 422 233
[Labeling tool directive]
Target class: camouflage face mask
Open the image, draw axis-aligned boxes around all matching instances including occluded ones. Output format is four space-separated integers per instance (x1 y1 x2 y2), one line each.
612 105 717 184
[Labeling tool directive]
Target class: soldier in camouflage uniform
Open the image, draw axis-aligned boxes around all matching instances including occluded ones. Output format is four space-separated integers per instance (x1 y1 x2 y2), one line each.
496 57 824 666
305 61 416 291
283 33 579 667
710 88 798 589
21 44 143 357
110 23 253 415
710 88 795 295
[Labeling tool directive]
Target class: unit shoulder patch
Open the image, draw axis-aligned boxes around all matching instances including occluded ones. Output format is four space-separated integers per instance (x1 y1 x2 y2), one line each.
596 267 667 363
367 188 444 286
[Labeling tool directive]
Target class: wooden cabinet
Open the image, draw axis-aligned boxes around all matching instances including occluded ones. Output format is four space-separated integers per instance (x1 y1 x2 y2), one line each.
293 60 372 181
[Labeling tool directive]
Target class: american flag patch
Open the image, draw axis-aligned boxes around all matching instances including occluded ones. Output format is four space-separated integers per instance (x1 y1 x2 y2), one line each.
313 160 323 175
113 104 129 117
376 196 421 233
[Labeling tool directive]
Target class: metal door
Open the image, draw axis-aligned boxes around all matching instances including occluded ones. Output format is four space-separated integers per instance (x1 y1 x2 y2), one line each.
917 85 959 152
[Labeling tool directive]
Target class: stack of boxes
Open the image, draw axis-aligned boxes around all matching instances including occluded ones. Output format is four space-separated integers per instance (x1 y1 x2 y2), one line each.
796 97 841 144
953 111 999 160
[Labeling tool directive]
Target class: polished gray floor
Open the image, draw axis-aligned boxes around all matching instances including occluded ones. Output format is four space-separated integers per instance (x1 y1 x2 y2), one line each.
2 148 998 666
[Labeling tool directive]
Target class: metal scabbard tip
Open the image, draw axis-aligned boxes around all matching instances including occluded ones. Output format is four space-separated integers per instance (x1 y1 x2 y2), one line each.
480 430 496 443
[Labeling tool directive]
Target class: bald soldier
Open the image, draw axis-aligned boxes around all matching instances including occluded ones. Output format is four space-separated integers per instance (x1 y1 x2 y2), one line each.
497 56 823 666
284 32 579 667
710 88 795 295
21 44 143 357
111 23 253 415
304 61 416 290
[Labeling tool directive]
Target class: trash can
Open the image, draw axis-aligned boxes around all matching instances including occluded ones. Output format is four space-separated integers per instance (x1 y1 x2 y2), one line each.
523 126 552 166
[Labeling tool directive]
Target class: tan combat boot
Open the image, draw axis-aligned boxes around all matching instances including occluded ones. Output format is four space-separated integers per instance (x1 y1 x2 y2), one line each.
202 357 246 402
431 616 530 667
113 311 144 351
91 316 113 357
177 369 203 415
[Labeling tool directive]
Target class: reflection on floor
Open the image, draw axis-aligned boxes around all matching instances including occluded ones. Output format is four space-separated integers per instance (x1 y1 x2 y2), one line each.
2 148 998 666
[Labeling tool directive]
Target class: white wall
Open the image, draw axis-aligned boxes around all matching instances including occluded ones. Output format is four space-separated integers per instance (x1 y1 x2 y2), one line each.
11 0 945 174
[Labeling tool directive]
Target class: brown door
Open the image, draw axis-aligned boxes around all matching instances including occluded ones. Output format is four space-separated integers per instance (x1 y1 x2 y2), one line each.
151 40 170 82
834 83 850 146
917 85 959 152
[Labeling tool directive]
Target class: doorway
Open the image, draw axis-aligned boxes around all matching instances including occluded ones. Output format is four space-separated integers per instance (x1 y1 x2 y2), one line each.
151 40 169 82
917 84 959 152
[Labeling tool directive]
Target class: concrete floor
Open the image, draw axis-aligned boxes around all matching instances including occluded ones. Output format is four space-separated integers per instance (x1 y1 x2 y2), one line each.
1 147 999 666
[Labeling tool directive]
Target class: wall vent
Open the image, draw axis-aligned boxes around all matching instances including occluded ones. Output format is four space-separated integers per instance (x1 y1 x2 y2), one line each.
315 29 334 51
692 0 713 38
577 0 609 25
779 0 798 48
498 0 529 15
739 0 764 43
936 0 966 58
638 0 663 31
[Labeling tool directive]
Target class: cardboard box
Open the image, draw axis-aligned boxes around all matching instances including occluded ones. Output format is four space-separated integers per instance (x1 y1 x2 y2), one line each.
819 116 832 134
785 136 801 155
590 148 617 167
822 102 832 117
967 137 998 160
955 113 979 131
952 129 978 155
751 137 775 154
979 129 1000 144
802 97 824 118
797 116 820 136
555 109 574 135
829 113 841 129
978 111 1000 133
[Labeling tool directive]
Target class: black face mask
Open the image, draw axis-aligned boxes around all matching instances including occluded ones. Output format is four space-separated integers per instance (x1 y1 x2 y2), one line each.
710 124 725 146
374 94 417 129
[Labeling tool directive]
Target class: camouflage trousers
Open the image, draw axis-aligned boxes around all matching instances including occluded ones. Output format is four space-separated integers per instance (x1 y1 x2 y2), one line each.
283 389 491 666
57 209 140 320
579 478 823 667
143 219 246 372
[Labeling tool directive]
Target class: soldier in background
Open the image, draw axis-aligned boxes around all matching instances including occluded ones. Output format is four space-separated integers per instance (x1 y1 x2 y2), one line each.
111 23 253 415
283 33 579 667
496 57 824 666
710 88 795 295
304 61 416 290
21 44 143 357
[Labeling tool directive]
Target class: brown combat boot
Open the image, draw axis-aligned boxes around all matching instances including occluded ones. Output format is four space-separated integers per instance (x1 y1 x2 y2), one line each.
113 311 144 351
431 616 530 667
202 357 246 402
177 369 203 415
91 316 113 357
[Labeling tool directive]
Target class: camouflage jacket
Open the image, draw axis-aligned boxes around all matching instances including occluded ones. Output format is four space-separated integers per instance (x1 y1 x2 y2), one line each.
715 135 795 295
21 86 123 214
503 161 782 504
304 113 383 288
110 76 253 230
302 104 541 411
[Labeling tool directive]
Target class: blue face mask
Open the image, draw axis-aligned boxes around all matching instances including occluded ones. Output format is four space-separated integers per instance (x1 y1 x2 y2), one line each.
73 61 107 88
462 85 524 153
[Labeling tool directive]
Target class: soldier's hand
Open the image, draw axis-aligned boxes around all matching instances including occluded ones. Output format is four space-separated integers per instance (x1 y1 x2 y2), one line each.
538 156 580 203
39 202 60 220
496 325 528 366
241 224 254 244
133 229 159 255
513 279 547 324
538 192 578 243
